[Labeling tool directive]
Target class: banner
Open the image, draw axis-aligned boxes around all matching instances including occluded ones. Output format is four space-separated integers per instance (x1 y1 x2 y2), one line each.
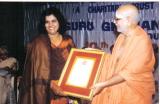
24 2 159 53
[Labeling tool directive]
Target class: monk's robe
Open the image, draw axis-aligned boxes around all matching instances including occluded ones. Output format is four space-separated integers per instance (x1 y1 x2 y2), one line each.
91 26 155 104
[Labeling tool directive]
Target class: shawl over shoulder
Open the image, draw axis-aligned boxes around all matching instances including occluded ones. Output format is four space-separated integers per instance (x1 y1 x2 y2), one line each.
19 35 51 104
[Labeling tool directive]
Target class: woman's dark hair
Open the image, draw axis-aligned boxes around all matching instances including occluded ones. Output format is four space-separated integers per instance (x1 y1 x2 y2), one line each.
38 7 67 35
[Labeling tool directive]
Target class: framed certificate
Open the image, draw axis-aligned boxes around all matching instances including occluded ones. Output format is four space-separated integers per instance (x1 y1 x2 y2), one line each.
58 48 105 100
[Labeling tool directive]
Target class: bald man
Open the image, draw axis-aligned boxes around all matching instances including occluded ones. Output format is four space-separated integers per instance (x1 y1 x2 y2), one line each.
91 4 155 104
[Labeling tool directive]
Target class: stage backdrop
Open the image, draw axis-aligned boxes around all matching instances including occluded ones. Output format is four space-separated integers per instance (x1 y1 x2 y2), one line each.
24 2 159 53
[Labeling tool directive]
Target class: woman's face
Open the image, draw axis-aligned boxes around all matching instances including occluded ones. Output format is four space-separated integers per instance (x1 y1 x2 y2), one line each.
45 14 60 35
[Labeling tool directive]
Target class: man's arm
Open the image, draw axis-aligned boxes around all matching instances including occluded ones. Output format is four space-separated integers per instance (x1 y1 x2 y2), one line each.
92 74 125 96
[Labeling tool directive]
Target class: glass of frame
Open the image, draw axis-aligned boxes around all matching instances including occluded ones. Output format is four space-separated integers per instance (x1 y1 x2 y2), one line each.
58 48 105 100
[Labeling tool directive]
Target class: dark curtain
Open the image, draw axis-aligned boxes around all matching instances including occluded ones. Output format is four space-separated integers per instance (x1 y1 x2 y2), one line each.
0 2 24 73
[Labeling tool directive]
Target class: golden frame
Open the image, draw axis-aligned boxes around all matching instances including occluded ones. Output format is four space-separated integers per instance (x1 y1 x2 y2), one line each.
58 48 105 100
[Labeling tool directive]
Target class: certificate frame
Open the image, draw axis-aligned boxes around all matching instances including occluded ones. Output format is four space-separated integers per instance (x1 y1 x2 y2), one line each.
58 48 105 100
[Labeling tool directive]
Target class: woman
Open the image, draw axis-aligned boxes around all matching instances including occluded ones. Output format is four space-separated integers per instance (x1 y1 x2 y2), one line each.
19 7 76 104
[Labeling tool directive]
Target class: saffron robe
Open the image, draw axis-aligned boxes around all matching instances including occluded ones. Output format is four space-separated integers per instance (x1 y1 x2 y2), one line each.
91 26 155 104
18 34 75 104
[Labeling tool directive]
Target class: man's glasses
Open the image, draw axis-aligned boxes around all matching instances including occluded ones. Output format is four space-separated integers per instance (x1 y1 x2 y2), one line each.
114 17 123 21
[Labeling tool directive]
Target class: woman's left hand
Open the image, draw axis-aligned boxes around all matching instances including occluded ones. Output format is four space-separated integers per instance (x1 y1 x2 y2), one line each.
50 80 67 96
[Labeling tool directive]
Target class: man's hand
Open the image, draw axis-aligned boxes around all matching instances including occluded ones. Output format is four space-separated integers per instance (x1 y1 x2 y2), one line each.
0 57 17 69
91 82 106 96
91 75 125 96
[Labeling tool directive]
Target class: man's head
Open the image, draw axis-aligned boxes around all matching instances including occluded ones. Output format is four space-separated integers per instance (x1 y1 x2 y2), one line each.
0 46 9 61
114 4 139 33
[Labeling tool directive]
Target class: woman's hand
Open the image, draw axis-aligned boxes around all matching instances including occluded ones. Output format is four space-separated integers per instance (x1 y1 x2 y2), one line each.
50 80 67 96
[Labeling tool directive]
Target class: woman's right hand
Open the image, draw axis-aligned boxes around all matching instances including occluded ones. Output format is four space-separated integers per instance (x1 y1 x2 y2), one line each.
50 80 67 96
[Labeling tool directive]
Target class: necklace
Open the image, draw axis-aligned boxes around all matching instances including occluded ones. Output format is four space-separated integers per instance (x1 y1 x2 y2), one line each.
49 34 62 47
